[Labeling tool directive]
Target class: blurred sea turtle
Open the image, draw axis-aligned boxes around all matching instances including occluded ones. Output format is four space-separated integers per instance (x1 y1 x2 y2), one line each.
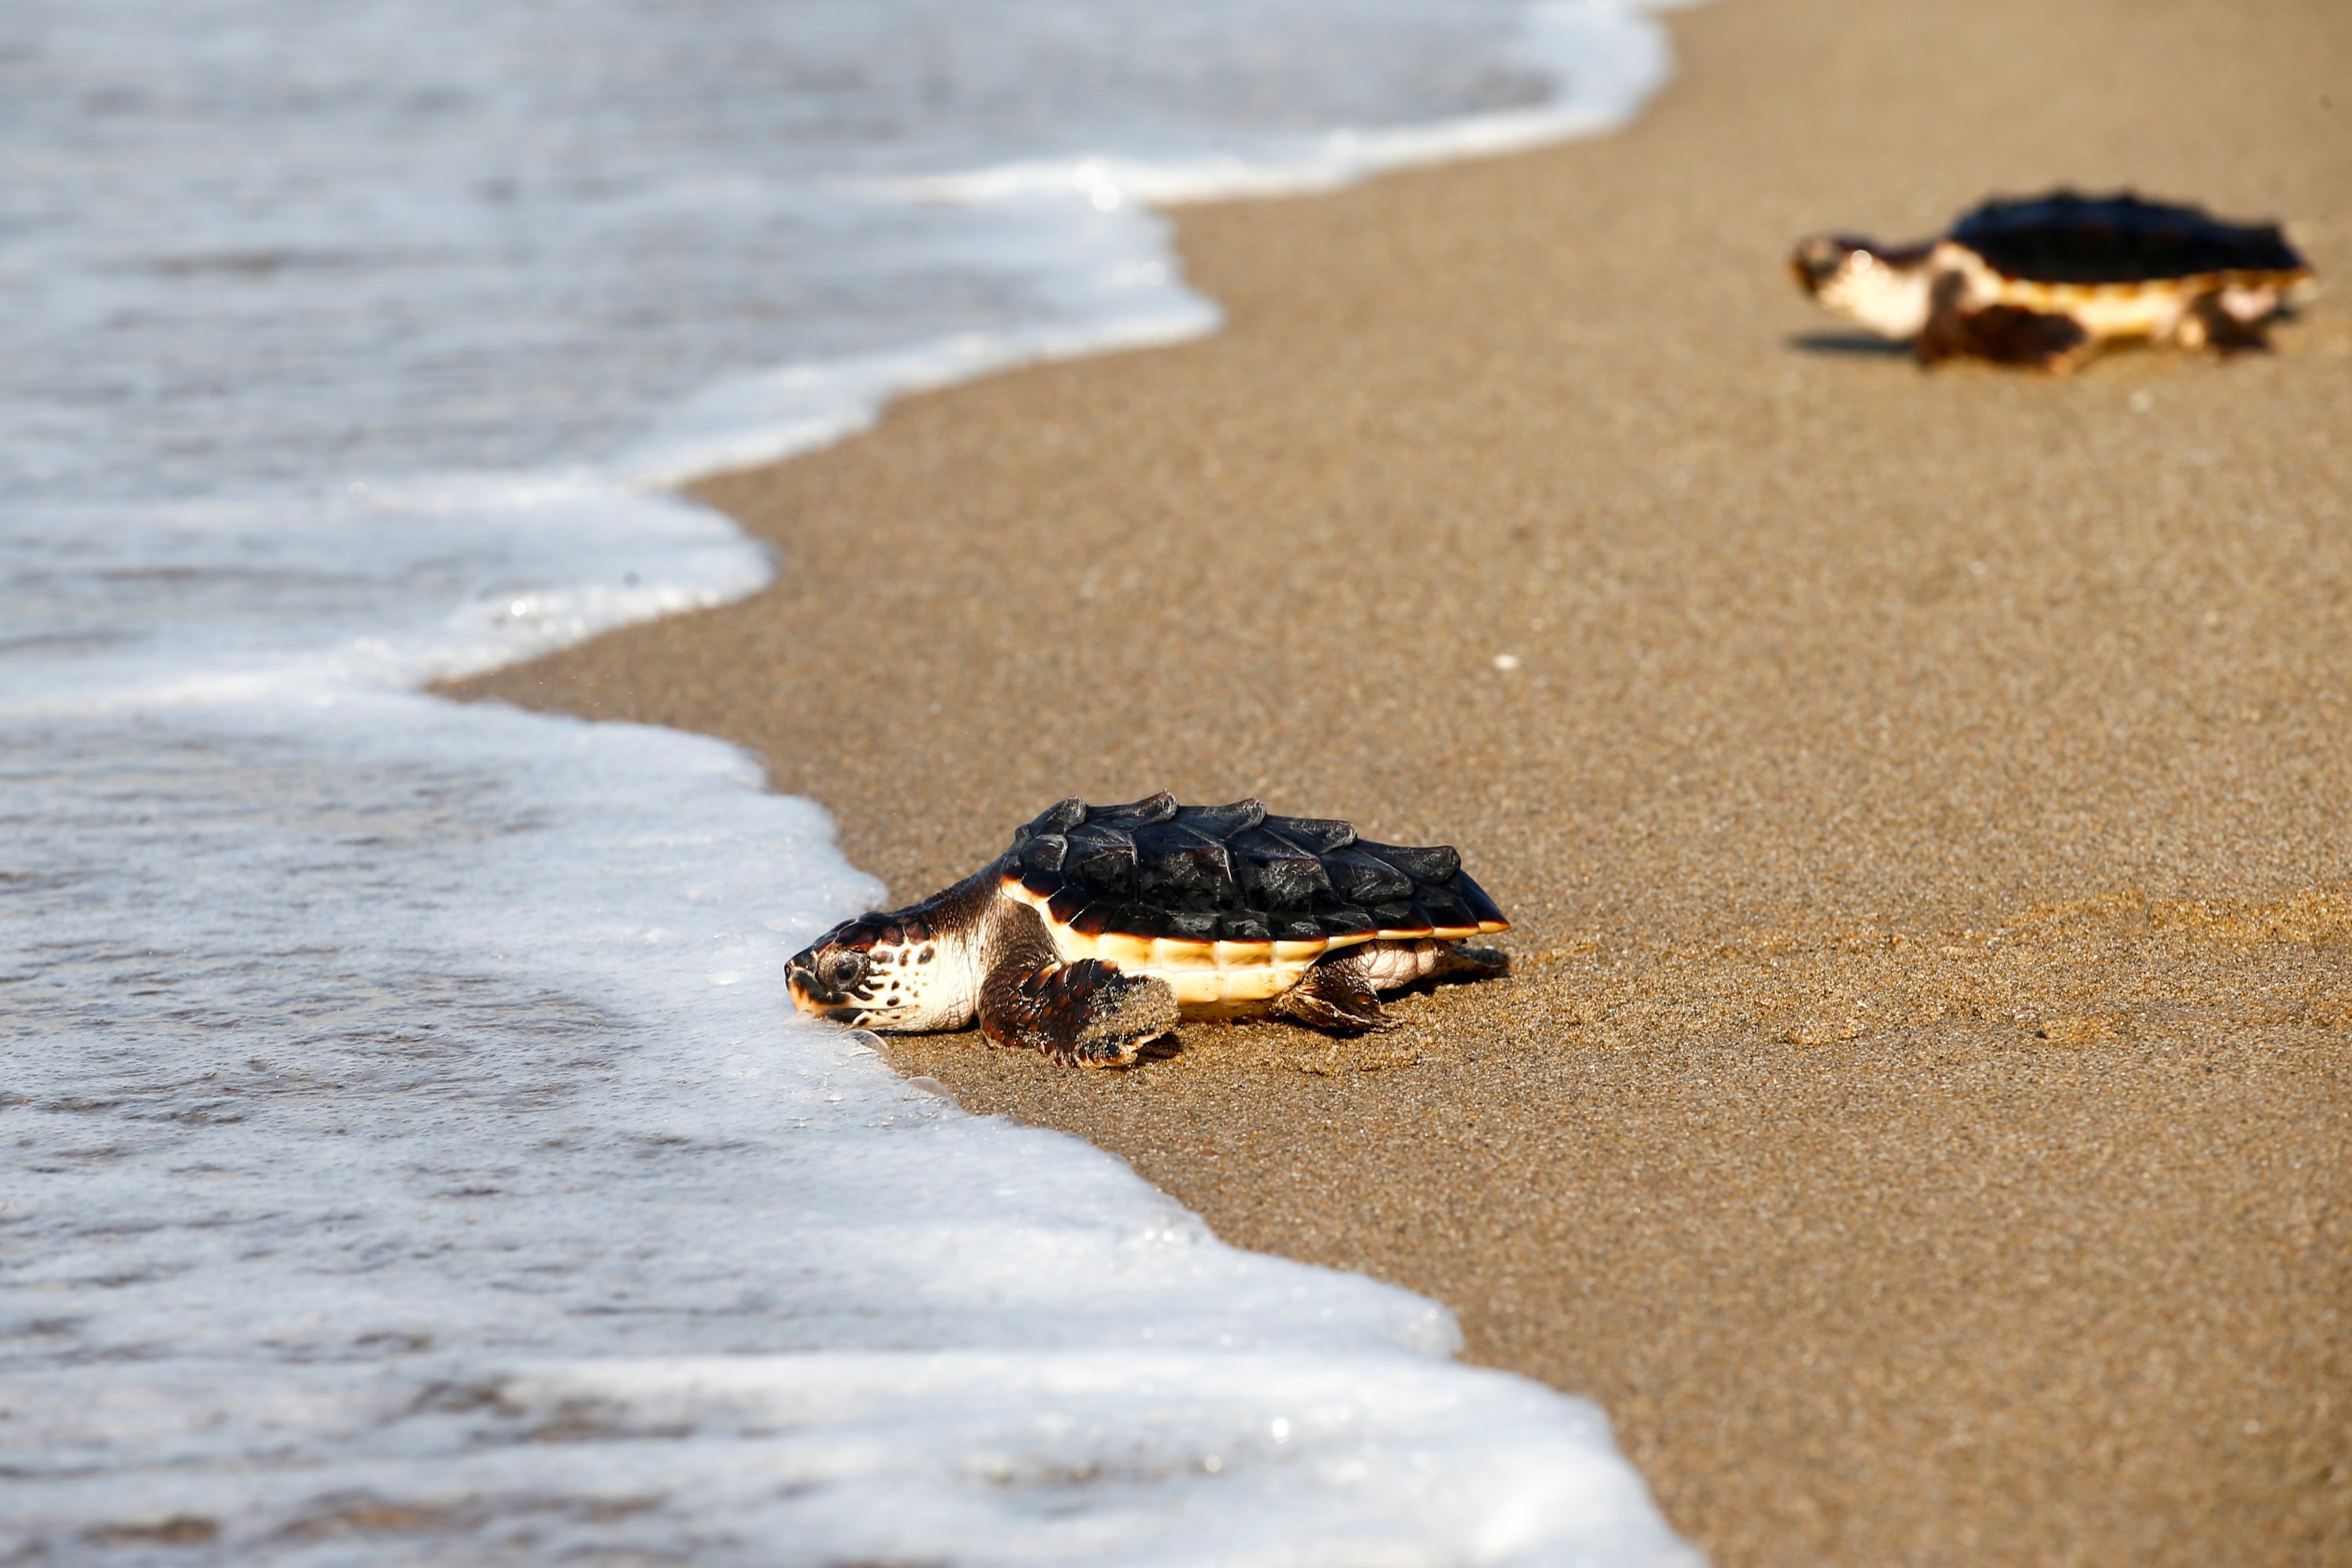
786 793 1509 1066
1790 191 2312 370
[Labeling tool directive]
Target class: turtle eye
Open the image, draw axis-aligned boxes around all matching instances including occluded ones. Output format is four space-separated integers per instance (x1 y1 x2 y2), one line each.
824 949 869 993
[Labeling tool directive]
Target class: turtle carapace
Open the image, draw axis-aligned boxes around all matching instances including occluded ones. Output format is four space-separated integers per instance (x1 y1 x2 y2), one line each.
786 793 1510 1067
1791 191 2312 370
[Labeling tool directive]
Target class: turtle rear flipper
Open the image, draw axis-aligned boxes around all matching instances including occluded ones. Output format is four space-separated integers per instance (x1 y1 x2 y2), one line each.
2176 292 2272 354
1271 955 1388 1034
1430 942 1510 982
980 957 1178 1067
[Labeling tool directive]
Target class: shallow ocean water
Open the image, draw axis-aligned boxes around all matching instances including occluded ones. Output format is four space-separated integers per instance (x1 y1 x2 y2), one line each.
2 2 1699 1560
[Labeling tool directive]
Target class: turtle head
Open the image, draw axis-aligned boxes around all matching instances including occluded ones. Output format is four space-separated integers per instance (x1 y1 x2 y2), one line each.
786 910 973 1033
1790 233 1936 338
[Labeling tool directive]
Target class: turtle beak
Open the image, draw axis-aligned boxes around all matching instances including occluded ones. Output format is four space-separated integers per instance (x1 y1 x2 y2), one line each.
1788 234 1851 296
786 953 833 1014
787 947 877 1027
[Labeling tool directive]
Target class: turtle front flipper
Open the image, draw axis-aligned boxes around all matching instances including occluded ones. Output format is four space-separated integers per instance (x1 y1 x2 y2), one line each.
1919 299 2091 372
979 956 1178 1067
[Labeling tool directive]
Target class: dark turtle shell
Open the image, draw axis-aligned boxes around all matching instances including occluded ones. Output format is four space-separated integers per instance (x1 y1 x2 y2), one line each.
1950 191 2307 285
1004 792 1508 945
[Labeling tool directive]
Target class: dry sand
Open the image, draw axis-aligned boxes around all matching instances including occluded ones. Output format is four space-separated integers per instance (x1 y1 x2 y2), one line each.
455 0 2352 1560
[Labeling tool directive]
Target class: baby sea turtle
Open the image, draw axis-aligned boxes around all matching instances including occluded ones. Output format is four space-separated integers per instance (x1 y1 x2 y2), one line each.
1790 191 2311 370
786 793 1510 1066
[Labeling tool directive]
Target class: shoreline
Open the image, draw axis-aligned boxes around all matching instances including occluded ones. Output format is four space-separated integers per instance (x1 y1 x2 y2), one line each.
456 0 2352 1562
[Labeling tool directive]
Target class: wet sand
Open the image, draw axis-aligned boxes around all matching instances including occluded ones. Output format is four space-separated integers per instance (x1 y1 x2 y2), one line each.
454 0 2352 1560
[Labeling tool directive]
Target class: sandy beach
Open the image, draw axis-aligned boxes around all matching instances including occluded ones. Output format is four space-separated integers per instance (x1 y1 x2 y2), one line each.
456 0 2352 1561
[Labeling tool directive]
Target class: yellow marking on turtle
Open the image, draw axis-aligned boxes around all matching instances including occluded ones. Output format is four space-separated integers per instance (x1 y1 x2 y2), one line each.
1936 241 2314 340
1148 936 1215 971
1000 873 1505 1016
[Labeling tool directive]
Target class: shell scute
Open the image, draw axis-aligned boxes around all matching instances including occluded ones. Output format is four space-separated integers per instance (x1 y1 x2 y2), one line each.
1067 902 1121 938
1111 903 1171 939
1228 824 1305 860
1088 790 1180 829
1359 840 1461 884
1234 847 1332 910
1452 871 1506 928
1163 909 1220 942
1065 831 1138 895
1261 814 1356 853
1094 931 1156 970
1174 799 1267 837
1322 847 1415 905
1131 822 1240 909
1413 884 1475 931
1014 797 1088 843
1018 833 1067 875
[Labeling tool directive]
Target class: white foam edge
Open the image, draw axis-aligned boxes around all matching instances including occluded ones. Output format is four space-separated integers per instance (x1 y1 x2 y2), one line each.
884 0 1687 209
618 280 1217 491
